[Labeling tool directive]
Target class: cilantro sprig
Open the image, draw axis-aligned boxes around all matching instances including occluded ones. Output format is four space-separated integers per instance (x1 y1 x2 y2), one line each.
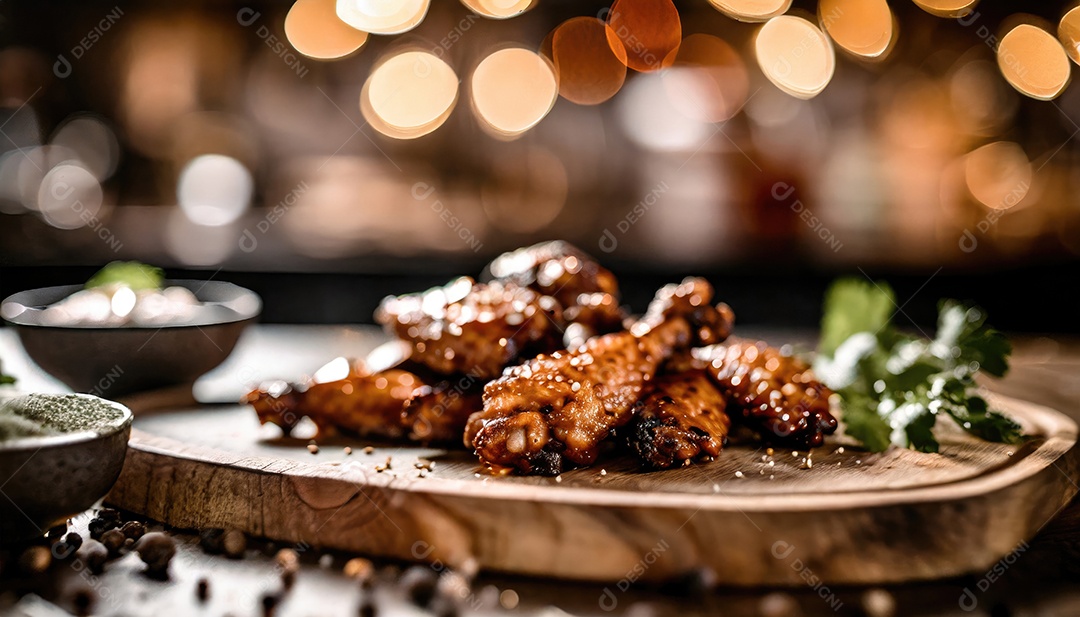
814 279 1021 453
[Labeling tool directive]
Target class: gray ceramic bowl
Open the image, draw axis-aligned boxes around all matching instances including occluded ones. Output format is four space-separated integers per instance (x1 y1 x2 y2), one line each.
0 393 132 544
1 280 260 397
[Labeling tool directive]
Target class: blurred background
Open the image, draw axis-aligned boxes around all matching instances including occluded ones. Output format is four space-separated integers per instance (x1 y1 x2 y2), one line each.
1 0 1078 331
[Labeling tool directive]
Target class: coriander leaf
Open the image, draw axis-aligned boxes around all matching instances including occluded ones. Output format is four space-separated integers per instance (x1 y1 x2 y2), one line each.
86 261 164 291
818 278 895 357
933 301 1011 378
945 396 1023 444
904 409 939 453
834 390 892 452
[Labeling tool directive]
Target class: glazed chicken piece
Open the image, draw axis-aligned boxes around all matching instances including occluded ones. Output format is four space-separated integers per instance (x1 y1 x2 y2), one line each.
467 278 735 475
403 375 485 443
693 341 838 449
485 241 628 344
244 355 482 444
627 371 731 470
243 359 420 439
375 277 562 380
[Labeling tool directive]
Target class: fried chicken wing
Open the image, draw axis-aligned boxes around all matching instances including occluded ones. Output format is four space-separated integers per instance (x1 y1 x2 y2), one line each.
693 341 838 449
628 371 731 470
468 278 735 475
244 365 420 439
486 241 628 345
375 277 562 379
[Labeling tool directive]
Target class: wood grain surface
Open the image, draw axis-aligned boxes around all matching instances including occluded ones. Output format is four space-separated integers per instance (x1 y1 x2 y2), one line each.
106 394 1080 586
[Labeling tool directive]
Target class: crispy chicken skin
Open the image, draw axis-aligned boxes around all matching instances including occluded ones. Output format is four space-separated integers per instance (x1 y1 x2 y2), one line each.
692 340 838 449
375 277 562 379
468 278 735 475
403 375 485 443
485 240 620 308
628 371 731 470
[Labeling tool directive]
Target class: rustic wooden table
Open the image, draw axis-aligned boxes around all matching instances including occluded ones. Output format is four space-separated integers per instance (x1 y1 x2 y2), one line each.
2 325 1079 617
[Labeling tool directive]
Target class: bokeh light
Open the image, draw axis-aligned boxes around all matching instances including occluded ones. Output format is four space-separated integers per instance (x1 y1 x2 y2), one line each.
910 0 979 19
949 59 1019 137
997 23 1071 100
755 15 835 100
335 0 429 35
471 48 557 138
460 0 535 19
361 50 458 139
964 142 1031 210
177 154 254 226
37 164 104 230
706 0 792 23
1060 7 1080 66
820 0 894 60
546 17 627 105
165 208 237 266
663 34 749 123
619 72 710 151
604 0 681 72
50 115 121 181
286 0 370 60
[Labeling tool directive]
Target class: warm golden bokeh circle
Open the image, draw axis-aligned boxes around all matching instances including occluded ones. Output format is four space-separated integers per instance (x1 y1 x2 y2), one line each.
546 17 628 105
910 0 979 19
997 23 1071 100
819 0 893 60
335 0 429 35
471 48 557 138
361 50 459 139
964 141 1031 210
460 0 535 20
706 0 792 23
755 15 835 99
1058 6 1080 66
286 0 370 60
604 0 681 72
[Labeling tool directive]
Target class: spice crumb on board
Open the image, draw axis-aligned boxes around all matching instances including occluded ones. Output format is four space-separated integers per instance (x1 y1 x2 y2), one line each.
363 446 374 454
555 475 563 483
307 444 319 454
344 446 352 455
734 471 744 478
599 469 607 476
836 446 845 454
766 448 774 456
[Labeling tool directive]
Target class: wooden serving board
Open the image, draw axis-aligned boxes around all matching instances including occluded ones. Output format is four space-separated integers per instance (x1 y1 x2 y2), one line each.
107 393 1080 586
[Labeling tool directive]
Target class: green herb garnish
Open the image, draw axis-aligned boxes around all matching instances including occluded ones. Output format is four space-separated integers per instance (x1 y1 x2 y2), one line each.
86 261 164 291
814 278 1021 453
0 361 14 386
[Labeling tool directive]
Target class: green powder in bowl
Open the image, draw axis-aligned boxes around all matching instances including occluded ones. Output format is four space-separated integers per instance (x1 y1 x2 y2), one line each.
0 394 127 441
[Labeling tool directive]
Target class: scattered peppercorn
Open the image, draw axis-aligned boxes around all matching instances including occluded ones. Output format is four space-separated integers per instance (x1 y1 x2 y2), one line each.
344 557 374 583
87 516 118 541
261 592 281 617
72 587 94 616
307 444 319 454
120 521 147 541
100 529 126 559
196 578 210 603
400 566 438 608
200 528 226 554
79 540 108 574
222 529 247 559
136 532 176 579
64 532 83 551
97 508 120 521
